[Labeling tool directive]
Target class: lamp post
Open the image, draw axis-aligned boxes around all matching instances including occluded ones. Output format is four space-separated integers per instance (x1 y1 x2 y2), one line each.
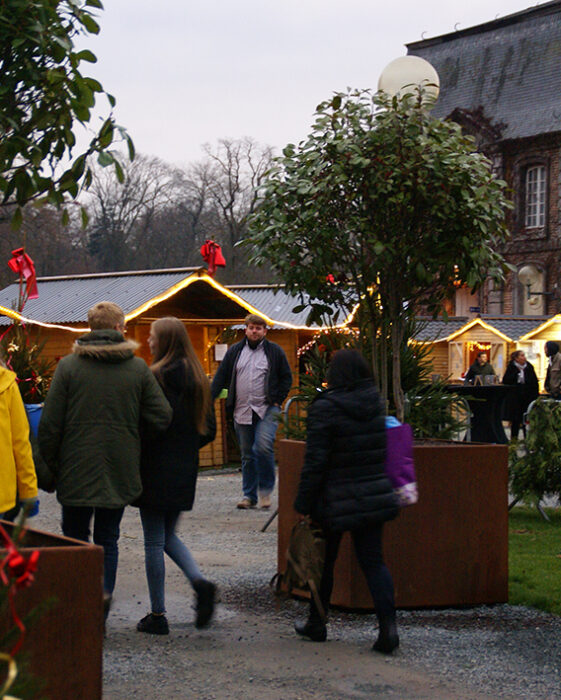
518 264 552 302
377 55 440 104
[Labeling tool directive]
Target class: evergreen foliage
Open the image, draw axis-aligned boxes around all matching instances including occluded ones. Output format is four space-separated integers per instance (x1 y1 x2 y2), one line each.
509 398 561 502
246 88 512 420
0 0 134 225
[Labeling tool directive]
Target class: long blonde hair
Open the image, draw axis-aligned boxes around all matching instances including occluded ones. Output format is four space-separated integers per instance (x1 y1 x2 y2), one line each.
149 317 211 434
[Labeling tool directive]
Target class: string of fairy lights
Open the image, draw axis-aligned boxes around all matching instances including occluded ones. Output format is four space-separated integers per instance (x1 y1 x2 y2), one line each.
296 327 360 358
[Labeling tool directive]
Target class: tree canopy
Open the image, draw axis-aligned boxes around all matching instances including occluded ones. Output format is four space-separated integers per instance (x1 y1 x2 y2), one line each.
246 89 512 419
0 0 133 226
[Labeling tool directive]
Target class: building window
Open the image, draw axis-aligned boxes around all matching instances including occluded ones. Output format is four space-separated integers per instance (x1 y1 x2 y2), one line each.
525 165 546 228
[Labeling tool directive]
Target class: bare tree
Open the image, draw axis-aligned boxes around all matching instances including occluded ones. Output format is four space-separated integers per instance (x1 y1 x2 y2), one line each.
86 154 183 271
196 138 273 280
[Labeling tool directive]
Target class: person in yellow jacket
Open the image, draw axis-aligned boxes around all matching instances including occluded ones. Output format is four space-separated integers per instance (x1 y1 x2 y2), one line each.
0 362 38 518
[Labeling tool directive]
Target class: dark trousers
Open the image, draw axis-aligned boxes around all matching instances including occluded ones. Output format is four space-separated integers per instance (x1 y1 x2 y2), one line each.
62 506 124 595
311 523 395 626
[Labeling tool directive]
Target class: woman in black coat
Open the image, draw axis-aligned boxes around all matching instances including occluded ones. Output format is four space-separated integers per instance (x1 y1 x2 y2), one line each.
135 317 216 635
502 350 539 440
294 350 400 653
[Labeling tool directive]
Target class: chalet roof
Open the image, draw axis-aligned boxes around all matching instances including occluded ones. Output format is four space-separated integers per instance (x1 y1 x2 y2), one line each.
0 268 346 331
407 1 561 141
414 316 549 342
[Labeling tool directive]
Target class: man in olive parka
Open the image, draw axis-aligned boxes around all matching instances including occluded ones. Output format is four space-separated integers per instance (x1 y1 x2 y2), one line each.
39 301 172 612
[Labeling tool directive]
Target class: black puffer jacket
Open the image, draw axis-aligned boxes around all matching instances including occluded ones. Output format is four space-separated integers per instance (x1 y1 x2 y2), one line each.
294 379 398 532
135 360 216 512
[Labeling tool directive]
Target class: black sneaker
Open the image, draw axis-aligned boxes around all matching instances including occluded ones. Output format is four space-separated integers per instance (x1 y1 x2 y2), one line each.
137 613 169 635
294 618 327 642
193 580 216 629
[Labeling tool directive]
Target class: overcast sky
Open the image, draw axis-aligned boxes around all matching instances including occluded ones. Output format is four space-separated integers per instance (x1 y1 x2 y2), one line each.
80 0 539 166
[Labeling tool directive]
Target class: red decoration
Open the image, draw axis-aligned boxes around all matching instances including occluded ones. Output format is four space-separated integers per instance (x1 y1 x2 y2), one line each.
0 525 40 655
7 248 38 300
200 240 226 277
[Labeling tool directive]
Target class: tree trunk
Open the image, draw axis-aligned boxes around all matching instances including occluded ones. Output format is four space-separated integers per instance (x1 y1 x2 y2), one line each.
391 318 405 422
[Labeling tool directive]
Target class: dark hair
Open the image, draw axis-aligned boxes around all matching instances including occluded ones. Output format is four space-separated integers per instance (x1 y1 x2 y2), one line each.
546 341 559 356
327 349 372 389
510 350 524 363
476 351 488 359
244 313 267 327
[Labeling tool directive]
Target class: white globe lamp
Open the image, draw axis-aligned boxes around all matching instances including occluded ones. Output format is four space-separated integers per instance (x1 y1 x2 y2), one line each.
378 56 440 105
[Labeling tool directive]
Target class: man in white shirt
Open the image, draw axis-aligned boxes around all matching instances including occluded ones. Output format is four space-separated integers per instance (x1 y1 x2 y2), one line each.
211 315 292 509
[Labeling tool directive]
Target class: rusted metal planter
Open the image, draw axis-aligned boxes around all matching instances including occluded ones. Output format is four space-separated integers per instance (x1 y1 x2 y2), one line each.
278 439 509 609
0 522 104 699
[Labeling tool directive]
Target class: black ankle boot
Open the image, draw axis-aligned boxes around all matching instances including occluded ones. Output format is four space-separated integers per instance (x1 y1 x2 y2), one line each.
372 619 399 654
294 618 327 642
193 579 216 629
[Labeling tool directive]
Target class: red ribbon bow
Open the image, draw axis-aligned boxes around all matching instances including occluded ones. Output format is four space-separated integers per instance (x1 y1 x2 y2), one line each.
7 248 38 300
200 240 226 277
0 525 40 655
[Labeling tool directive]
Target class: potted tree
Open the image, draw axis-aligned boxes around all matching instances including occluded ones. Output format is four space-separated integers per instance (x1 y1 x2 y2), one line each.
246 87 511 608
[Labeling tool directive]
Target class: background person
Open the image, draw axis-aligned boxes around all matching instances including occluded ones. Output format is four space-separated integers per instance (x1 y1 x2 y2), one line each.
211 314 292 510
463 351 496 385
0 359 38 519
293 349 400 654
135 317 217 635
544 341 561 399
38 301 172 616
502 350 539 440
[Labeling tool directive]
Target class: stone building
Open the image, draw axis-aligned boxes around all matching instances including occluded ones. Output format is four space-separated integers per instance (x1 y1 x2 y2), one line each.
408 0 561 380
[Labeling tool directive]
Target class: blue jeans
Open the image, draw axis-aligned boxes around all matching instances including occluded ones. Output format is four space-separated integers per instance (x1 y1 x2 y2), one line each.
61 506 124 596
140 508 203 615
234 405 280 503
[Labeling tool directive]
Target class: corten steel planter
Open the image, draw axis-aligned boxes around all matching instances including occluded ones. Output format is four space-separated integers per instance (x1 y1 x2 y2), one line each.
0 522 104 699
278 439 509 609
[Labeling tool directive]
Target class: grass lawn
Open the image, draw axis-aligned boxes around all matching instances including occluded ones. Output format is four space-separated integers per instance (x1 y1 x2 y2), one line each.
509 506 561 615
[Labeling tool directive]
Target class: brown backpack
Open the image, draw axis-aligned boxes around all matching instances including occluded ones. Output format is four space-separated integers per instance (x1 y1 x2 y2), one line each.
271 520 327 621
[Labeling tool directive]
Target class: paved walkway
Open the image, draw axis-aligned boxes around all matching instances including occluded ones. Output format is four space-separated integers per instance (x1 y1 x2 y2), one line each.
32 472 561 699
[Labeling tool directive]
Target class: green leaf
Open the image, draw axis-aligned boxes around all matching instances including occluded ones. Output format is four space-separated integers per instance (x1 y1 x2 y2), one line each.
114 159 124 183
75 49 97 63
11 207 23 230
81 14 100 34
97 151 113 167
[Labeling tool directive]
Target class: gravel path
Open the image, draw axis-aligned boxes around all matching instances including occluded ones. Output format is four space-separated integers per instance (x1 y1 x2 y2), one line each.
31 472 561 699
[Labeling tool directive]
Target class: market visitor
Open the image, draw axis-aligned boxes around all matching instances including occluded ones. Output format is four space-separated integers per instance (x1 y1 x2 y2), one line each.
38 301 172 619
134 317 217 635
293 349 400 653
0 359 38 520
502 350 539 440
463 351 496 385
544 341 561 399
211 314 292 510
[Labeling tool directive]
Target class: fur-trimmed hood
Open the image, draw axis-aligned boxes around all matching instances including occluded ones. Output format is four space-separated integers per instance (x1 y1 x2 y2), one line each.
73 329 140 363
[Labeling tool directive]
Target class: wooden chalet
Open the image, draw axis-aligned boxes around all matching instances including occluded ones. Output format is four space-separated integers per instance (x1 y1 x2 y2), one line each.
0 267 337 468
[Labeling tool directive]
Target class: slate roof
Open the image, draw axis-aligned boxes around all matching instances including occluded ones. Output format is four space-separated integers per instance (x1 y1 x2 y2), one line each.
480 316 549 340
413 316 548 342
407 1 561 141
0 269 347 330
413 318 468 342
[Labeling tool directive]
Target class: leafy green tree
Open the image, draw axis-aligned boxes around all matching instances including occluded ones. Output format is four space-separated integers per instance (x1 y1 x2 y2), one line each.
246 88 512 420
0 0 134 227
